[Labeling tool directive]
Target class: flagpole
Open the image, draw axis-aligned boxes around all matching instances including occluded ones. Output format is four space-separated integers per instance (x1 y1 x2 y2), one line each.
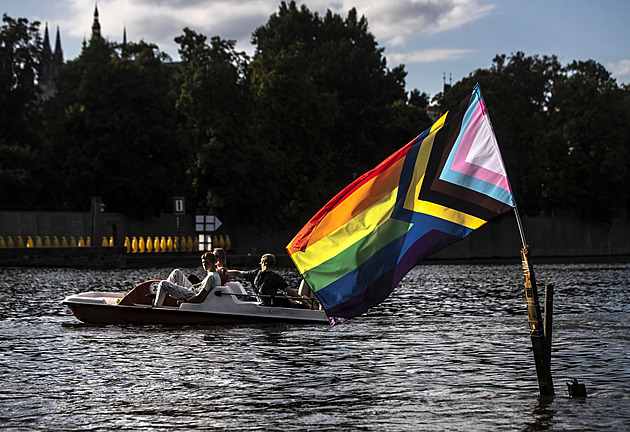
514 205 554 396
513 206 527 249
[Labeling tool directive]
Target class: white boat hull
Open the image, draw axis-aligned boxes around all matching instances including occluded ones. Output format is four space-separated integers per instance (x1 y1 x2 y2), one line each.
61 281 328 325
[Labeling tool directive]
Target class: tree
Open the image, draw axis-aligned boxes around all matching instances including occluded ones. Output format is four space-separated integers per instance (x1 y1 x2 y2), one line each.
49 38 183 217
408 89 430 109
249 1 427 225
438 53 629 221
0 15 45 208
175 29 257 224
547 60 630 220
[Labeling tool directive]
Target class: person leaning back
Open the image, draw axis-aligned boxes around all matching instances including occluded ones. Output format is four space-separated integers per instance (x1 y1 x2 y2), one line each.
153 252 221 307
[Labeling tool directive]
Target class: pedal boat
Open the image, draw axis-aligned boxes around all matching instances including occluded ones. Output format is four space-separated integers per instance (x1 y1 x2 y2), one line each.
61 280 328 325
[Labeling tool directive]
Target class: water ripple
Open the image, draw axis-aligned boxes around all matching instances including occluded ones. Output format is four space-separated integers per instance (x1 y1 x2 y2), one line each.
0 263 628 430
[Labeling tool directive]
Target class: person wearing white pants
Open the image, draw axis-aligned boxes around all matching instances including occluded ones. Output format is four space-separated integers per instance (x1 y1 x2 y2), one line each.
154 252 221 307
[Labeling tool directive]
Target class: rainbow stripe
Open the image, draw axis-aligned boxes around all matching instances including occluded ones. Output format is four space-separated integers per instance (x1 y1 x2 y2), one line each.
287 85 515 324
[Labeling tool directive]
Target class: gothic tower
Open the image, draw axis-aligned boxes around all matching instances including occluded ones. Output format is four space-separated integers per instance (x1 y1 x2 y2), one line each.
53 26 64 68
39 23 64 99
91 4 102 41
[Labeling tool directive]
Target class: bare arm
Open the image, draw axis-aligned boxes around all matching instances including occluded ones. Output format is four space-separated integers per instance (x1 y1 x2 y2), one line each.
186 289 207 303
283 286 300 297
227 269 244 278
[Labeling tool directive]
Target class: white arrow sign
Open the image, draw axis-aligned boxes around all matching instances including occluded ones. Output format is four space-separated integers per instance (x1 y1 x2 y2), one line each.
195 215 222 232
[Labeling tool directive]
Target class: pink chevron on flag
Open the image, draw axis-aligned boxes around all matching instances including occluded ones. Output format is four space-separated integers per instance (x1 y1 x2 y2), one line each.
450 98 511 191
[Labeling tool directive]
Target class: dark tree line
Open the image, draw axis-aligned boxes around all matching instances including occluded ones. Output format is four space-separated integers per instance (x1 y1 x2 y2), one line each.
440 53 630 221
1 2 629 230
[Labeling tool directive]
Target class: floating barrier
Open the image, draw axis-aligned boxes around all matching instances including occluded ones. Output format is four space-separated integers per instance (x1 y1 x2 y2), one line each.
0 234 227 253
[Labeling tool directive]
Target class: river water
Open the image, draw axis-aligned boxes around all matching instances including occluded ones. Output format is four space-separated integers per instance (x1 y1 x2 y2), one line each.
0 262 629 431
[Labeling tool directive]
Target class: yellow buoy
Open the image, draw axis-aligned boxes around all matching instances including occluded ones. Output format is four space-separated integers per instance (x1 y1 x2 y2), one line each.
101 236 109 247
109 236 114 247
52 236 60 247
139 236 146 253
70 236 77 247
0 237 5 248
78 237 85 247
180 236 187 252
167 237 173 252
153 237 160 253
131 236 138 253
86 236 91 247
44 236 52 247
7 236 15 248
26 236 34 248
145 237 153 253
160 236 166 252
225 235 231 250
61 236 69 247
35 236 43 247
124 236 130 253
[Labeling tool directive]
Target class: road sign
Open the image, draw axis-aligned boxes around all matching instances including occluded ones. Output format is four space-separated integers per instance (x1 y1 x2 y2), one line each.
173 197 185 215
195 215 222 232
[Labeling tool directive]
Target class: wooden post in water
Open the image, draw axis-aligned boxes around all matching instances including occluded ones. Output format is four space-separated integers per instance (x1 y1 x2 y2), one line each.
521 246 555 396
544 283 554 369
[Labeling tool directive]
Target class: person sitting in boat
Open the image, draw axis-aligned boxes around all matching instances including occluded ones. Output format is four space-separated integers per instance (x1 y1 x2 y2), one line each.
298 279 322 310
227 253 306 307
213 247 231 285
153 252 221 307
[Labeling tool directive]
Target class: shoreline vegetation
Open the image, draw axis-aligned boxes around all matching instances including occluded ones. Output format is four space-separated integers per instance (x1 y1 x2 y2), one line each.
2 5 629 235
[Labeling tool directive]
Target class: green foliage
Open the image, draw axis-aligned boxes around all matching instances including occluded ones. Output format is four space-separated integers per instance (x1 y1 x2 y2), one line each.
439 53 630 221
546 60 629 220
0 15 45 207
2 9 628 227
249 1 423 225
48 38 183 218
175 29 257 224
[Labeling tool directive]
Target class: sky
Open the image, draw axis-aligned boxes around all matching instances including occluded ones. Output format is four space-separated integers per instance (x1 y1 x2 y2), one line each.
3 0 630 98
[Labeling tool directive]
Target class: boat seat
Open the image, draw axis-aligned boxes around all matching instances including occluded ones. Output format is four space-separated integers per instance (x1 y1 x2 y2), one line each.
225 282 248 295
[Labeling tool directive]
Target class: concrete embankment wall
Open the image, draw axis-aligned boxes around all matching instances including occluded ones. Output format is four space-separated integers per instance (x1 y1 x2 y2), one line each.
1 210 628 267
430 214 630 261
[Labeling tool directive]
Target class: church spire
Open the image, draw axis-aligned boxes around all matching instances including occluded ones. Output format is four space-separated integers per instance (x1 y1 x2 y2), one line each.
121 24 129 58
39 22 63 99
91 3 102 40
53 26 64 67
42 22 52 56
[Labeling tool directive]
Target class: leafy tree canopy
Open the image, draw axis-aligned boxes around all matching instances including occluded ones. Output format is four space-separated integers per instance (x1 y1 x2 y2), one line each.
249 1 430 225
439 52 629 221
2 9 628 227
0 14 45 208
49 38 184 218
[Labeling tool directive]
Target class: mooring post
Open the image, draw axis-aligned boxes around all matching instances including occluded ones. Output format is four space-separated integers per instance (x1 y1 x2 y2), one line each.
544 283 554 368
91 196 103 248
521 246 555 396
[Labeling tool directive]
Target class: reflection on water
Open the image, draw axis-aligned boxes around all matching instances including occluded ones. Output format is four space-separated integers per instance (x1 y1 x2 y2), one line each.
0 263 629 431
